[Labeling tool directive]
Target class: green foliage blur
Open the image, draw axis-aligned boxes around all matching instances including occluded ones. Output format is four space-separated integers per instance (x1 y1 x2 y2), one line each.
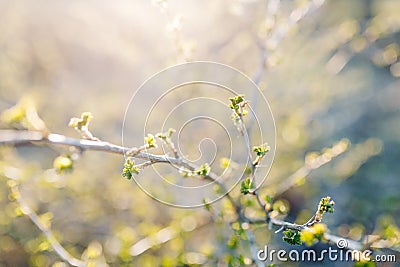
0 0 399 266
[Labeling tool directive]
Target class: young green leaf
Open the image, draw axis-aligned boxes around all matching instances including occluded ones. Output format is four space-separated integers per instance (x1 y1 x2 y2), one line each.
283 229 302 245
240 177 254 195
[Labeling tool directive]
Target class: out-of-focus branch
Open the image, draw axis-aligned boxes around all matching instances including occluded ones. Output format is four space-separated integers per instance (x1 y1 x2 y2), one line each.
153 0 193 62
9 185 85 267
249 0 327 134
272 138 350 197
130 212 211 256
266 0 326 52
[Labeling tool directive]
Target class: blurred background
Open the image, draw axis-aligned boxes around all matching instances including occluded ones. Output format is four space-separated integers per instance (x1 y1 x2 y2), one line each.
0 0 399 266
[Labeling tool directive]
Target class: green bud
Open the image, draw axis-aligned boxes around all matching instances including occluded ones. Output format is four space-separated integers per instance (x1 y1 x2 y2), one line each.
318 196 335 214
202 198 211 211
195 163 211 177
68 112 93 131
253 143 270 157
229 95 245 110
240 177 254 195
53 155 73 174
122 158 140 180
144 134 158 148
156 128 176 140
227 235 239 249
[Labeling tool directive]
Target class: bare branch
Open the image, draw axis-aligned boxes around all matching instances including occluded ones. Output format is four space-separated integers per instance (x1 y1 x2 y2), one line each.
0 130 183 164
0 129 239 209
